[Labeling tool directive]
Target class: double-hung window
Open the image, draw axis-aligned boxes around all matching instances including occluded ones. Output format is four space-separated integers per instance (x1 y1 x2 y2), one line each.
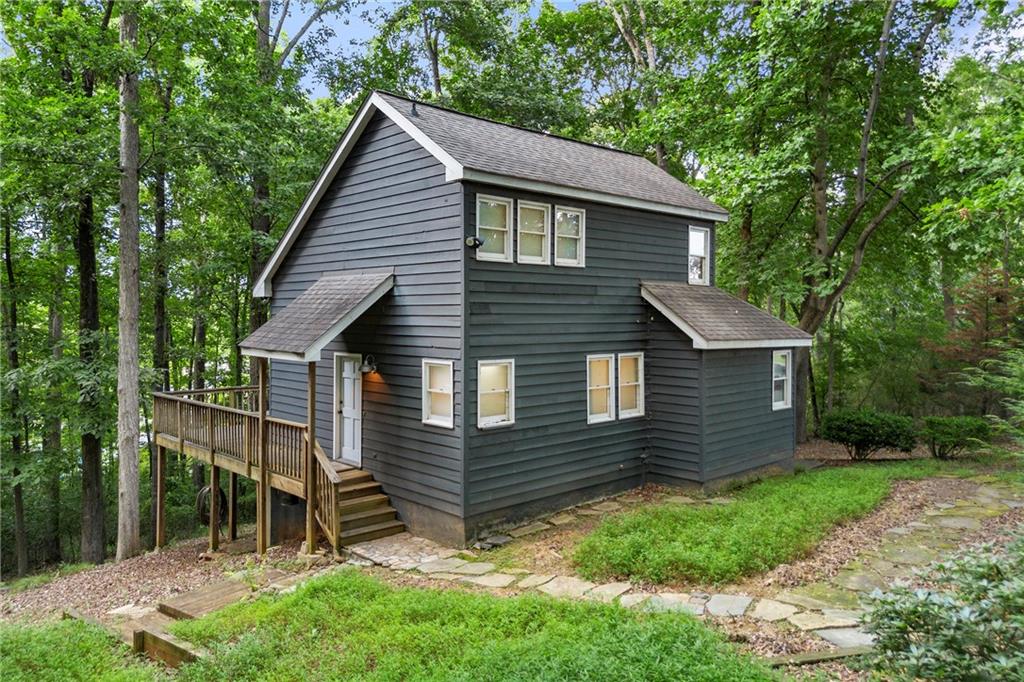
555 207 585 267
422 360 454 428
688 226 710 285
618 352 645 419
586 354 615 423
772 350 791 410
477 195 513 262
478 359 514 428
517 201 550 265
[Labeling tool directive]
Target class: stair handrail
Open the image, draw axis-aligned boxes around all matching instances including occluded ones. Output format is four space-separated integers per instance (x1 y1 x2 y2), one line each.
311 439 341 550
313 440 341 484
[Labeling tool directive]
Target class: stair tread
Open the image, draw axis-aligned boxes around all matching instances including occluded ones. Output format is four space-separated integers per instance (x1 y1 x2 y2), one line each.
340 519 405 539
342 506 397 521
336 493 390 510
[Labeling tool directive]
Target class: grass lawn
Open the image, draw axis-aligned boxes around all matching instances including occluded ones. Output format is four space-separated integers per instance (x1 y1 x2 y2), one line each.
573 460 988 585
171 569 773 681
0 619 163 682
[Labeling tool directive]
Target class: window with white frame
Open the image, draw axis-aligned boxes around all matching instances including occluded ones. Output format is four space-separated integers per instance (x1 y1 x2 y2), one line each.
477 195 513 262
478 360 514 428
587 354 615 423
422 360 454 428
772 350 791 410
618 352 645 419
555 207 585 267
688 226 710 285
517 201 550 265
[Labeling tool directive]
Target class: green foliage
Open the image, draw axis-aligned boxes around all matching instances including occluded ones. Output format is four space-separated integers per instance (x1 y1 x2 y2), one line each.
921 416 991 460
0 562 91 593
0 619 164 681
865 536 1024 681
573 463 947 585
171 569 772 681
820 410 917 460
963 347 1024 449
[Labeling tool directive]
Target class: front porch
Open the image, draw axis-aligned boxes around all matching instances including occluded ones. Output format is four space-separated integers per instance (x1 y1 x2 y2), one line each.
151 358 404 556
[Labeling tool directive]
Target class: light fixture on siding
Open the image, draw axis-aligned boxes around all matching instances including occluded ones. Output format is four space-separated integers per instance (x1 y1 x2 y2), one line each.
465 236 484 249
360 355 378 374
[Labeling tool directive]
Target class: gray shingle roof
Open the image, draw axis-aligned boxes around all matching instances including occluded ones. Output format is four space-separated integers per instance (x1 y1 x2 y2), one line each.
240 273 393 360
376 92 726 218
641 281 811 348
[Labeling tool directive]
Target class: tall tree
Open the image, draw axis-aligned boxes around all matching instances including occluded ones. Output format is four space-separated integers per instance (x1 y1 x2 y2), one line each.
3 216 29 577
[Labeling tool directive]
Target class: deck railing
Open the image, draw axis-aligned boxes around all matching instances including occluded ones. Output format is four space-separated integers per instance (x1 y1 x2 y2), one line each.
313 440 341 550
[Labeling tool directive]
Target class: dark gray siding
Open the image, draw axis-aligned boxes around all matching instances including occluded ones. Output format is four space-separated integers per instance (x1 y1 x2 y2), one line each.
645 313 703 484
701 348 795 481
269 111 465 517
462 181 715 519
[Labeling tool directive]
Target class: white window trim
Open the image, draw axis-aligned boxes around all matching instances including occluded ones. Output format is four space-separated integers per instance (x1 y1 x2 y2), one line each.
688 226 710 285
477 359 515 429
422 359 454 429
617 352 645 419
772 350 792 411
586 353 616 424
554 206 586 268
476 194 513 263
516 200 551 265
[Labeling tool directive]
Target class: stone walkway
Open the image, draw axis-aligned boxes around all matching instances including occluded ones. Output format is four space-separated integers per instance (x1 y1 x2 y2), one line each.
344 477 1024 650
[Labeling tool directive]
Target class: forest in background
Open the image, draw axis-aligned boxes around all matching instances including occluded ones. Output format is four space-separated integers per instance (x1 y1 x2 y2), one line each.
1 0 1021 578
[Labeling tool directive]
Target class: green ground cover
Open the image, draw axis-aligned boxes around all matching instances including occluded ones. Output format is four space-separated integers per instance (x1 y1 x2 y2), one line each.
573 460 986 585
1 563 94 593
0 619 163 682
171 569 773 682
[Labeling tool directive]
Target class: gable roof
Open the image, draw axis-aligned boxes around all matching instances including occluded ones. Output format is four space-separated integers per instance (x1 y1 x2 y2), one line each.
641 281 812 350
253 91 729 297
240 272 393 362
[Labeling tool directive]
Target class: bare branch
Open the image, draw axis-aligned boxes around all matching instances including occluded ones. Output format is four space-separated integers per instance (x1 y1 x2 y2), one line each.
856 0 897 206
276 2 337 69
270 0 291 54
604 1 646 68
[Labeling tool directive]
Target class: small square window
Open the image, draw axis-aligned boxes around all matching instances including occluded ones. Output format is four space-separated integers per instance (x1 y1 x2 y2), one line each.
555 207 585 267
478 360 514 428
688 226 710 285
772 350 791 410
422 360 454 428
477 195 513 262
517 201 550 265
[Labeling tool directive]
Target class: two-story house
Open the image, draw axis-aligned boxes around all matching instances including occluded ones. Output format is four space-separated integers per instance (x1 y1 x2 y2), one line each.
217 92 812 548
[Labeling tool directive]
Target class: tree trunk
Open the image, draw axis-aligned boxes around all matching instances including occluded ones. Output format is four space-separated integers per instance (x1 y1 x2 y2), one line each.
43 266 65 564
248 0 273 384
230 276 243 387
115 6 141 561
793 346 811 445
191 309 207 492
3 216 29 577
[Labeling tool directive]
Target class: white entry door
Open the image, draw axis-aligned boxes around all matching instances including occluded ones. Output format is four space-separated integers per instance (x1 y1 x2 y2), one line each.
333 353 363 466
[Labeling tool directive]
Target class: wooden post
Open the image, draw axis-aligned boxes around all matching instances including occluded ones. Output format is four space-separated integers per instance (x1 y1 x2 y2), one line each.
155 444 166 549
256 357 269 555
227 471 237 542
209 464 220 552
305 361 317 554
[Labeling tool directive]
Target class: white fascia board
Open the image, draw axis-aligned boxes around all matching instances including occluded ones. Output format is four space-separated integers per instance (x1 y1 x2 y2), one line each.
252 94 464 299
640 287 812 350
239 347 307 362
462 169 730 223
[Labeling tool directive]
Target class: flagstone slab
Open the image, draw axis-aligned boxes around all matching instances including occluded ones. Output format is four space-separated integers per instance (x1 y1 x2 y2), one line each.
517 574 555 589
833 569 888 593
462 573 516 588
587 582 633 602
788 611 860 631
776 584 863 611
538 576 596 599
813 627 875 648
619 593 650 609
510 522 552 538
417 557 468 574
878 545 939 566
506 568 529 575
549 513 577 526
449 562 496 576
705 594 753 617
590 501 622 512
427 572 464 581
645 593 703 615
931 516 982 531
750 599 799 622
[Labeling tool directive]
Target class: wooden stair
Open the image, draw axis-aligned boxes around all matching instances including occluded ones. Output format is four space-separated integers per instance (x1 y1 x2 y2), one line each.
327 461 405 546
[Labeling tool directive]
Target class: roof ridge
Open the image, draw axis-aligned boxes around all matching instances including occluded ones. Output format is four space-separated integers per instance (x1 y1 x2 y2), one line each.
373 89 647 160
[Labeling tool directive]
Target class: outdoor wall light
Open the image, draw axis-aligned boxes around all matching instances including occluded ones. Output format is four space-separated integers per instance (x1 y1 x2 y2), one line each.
465 236 484 249
360 355 378 374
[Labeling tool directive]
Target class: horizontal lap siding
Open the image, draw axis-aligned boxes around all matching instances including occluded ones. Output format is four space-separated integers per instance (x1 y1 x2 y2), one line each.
701 349 794 480
463 182 713 517
269 111 464 516
646 314 702 483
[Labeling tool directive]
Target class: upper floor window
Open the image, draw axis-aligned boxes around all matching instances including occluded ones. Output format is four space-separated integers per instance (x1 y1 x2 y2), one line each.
477 195 513 262
772 350 791 410
555 207 585 267
422 359 454 428
478 359 515 428
517 201 550 265
688 226 710 285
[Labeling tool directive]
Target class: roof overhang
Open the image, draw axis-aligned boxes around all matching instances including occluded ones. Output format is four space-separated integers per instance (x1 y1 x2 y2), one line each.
641 286 812 350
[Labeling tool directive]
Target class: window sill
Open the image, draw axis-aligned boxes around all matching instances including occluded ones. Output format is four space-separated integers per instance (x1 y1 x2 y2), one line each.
422 418 455 429
587 415 615 425
554 260 585 268
772 403 791 412
619 411 645 420
477 419 514 430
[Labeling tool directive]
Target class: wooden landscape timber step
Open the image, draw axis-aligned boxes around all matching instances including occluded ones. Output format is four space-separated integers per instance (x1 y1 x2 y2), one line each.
157 578 253 620
130 612 204 668
767 645 874 667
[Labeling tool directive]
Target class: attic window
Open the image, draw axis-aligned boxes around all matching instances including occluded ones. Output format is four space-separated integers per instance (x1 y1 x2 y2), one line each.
555 207 585 267
477 195 513 262
688 226 709 285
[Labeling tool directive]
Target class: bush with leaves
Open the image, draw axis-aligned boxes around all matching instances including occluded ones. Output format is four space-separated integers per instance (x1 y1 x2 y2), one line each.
820 409 916 460
920 416 991 459
865 536 1024 681
962 347 1024 450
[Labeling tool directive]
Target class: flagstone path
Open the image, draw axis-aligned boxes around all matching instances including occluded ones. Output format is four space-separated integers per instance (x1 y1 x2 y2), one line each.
346 476 1024 650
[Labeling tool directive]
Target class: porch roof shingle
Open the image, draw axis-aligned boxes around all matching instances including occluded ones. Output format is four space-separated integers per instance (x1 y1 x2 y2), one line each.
239 272 393 362
640 281 812 350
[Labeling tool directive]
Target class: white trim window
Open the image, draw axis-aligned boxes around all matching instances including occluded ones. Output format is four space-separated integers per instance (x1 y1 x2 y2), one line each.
476 195 513 262
618 352 645 419
555 206 585 267
422 359 454 428
688 226 710 285
516 201 550 265
586 354 615 423
478 359 515 428
772 350 792 410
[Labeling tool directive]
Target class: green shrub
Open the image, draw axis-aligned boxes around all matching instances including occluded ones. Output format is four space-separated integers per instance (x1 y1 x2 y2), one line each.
920 415 991 459
865 535 1024 680
820 409 916 460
